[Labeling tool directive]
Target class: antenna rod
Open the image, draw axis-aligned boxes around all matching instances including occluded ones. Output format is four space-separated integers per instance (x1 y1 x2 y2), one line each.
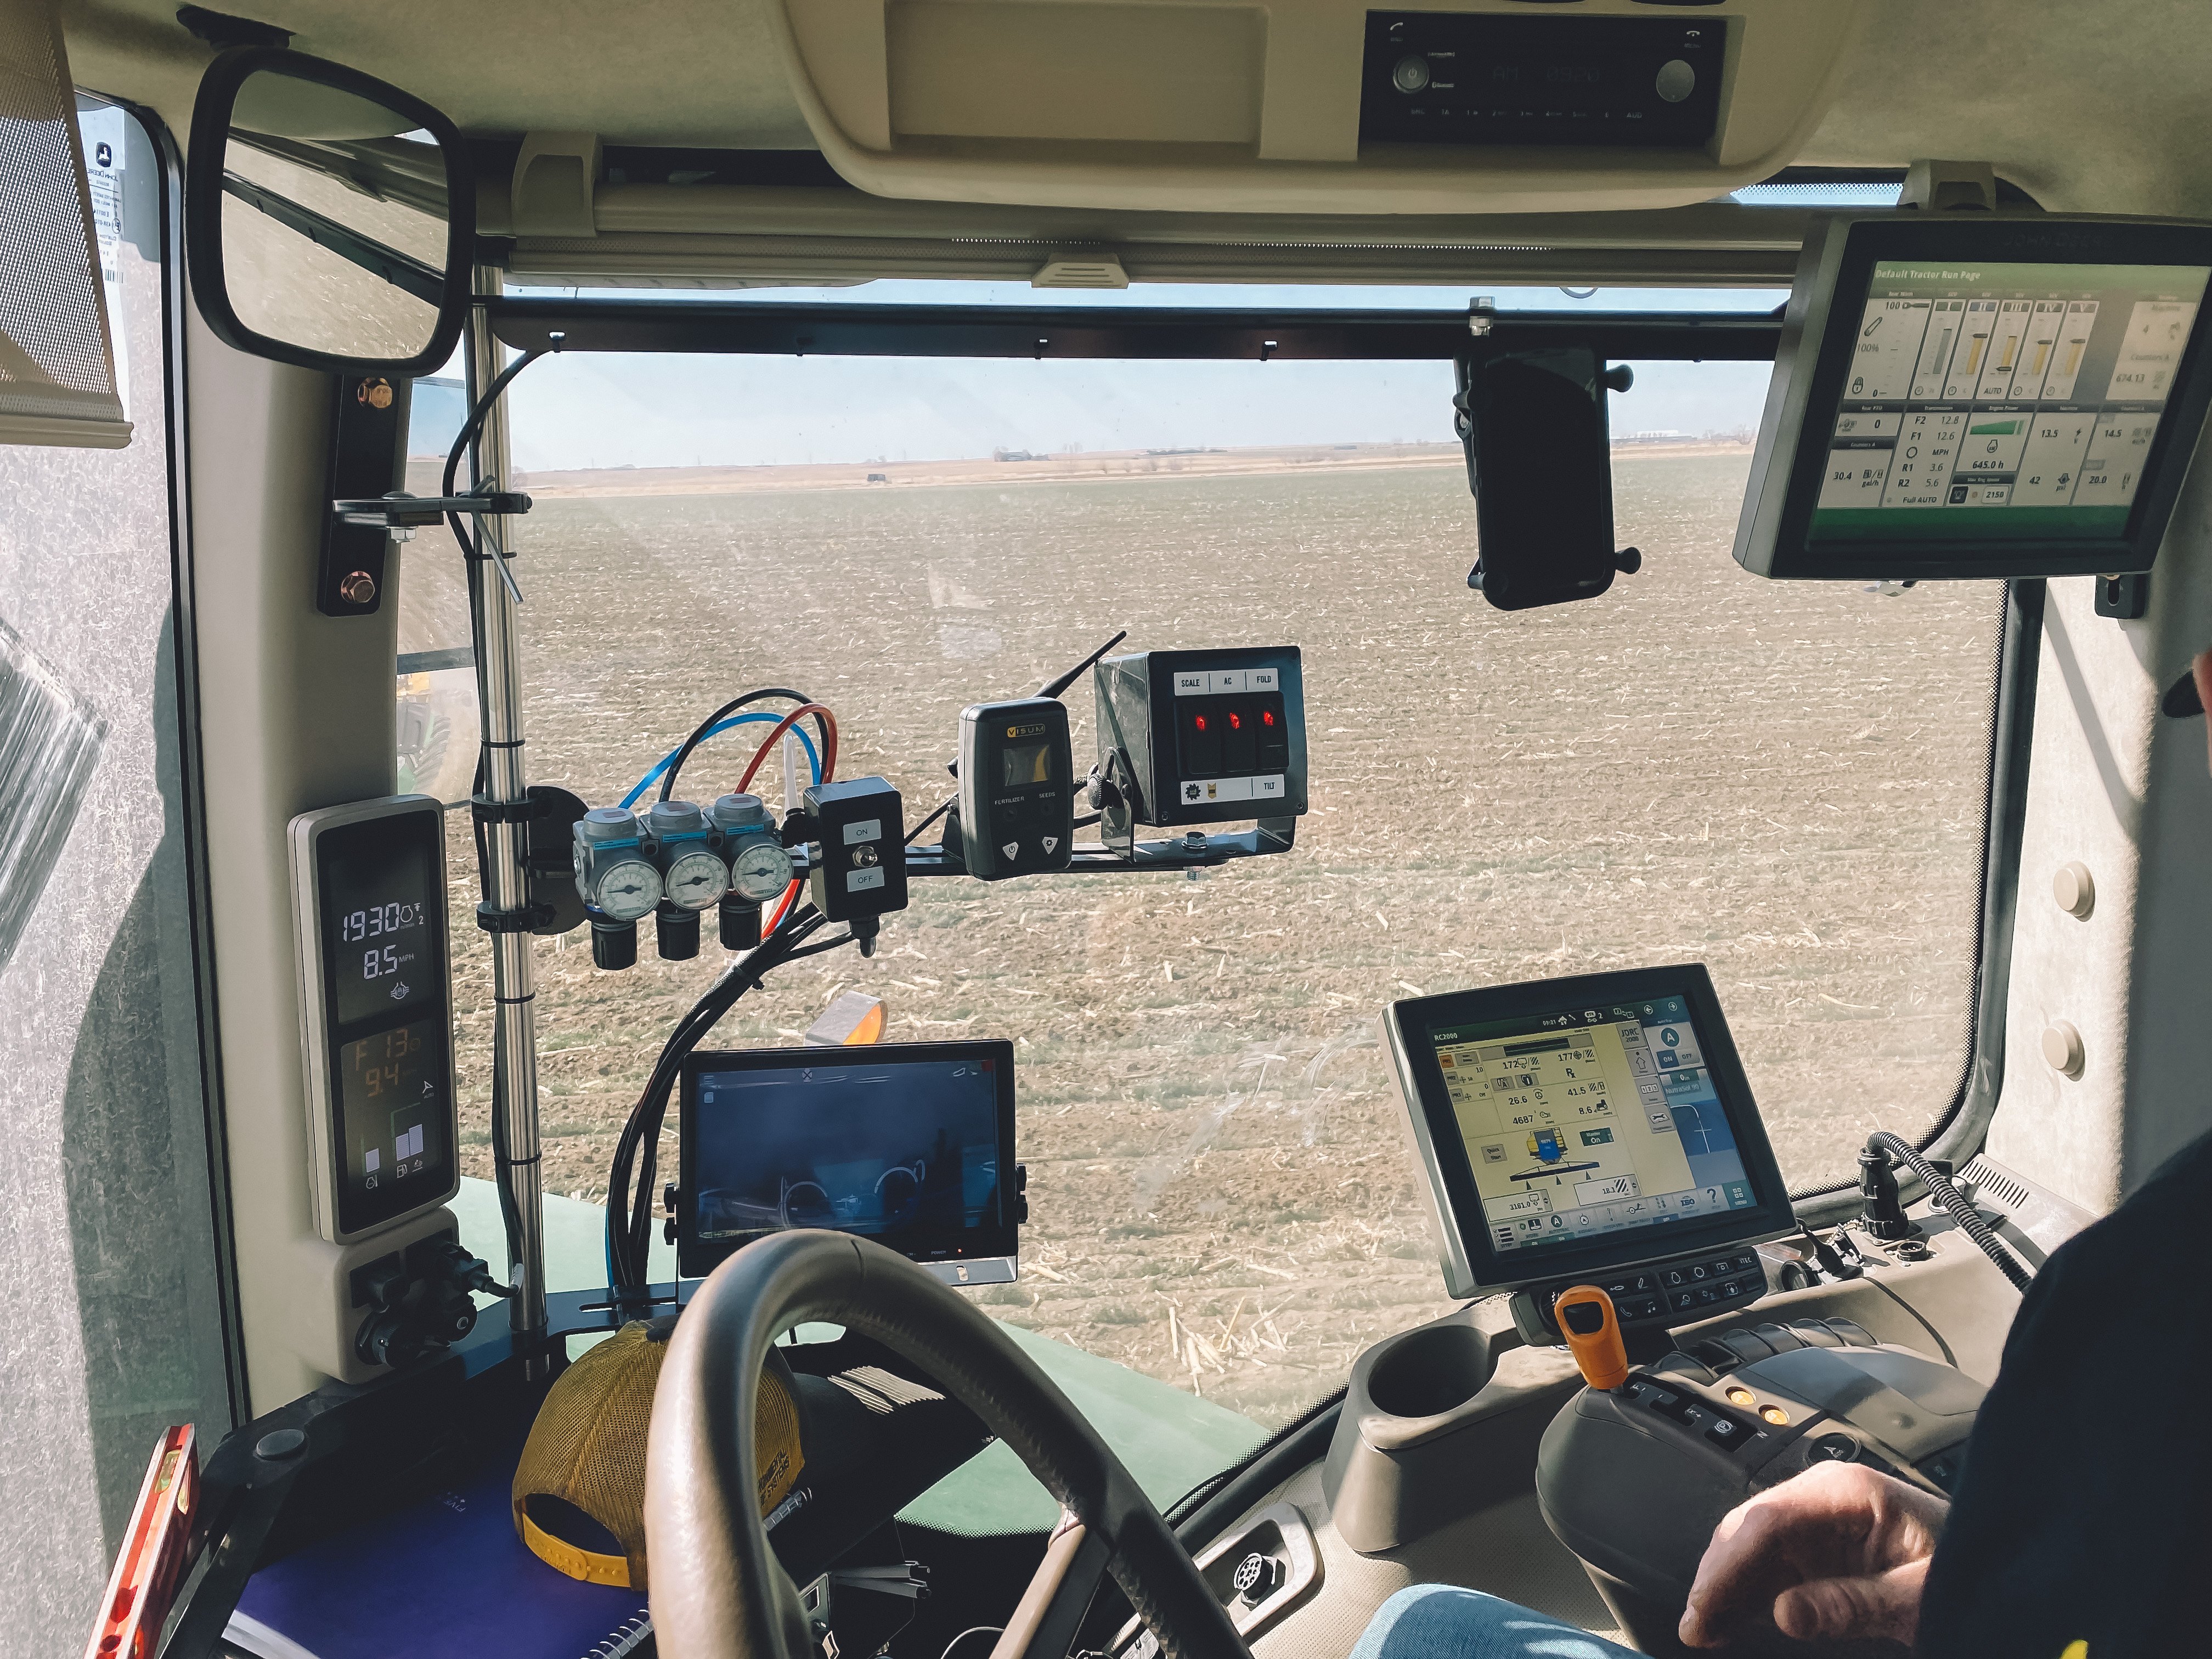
1039 629 1128 701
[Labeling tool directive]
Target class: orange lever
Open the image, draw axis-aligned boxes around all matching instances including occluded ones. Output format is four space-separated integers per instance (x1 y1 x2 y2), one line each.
1555 1284 1630 1391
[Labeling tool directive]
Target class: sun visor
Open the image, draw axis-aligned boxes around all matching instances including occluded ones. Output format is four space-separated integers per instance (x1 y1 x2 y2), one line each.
0 0 131 449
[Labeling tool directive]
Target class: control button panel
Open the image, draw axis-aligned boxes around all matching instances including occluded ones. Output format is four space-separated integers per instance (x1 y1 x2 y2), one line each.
1619 1374 1773 1461
1538 1249 1765 1334
1094 646 1308 832
1360 10 1723 150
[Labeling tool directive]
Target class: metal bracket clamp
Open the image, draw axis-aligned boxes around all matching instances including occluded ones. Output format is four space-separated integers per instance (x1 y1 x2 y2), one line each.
476 900 556 935
470 792 545 827
469 786 589 936
333 487 534 528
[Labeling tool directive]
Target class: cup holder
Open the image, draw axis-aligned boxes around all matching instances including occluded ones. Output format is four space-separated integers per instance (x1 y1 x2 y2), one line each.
1324 1311 1521 1550
1363 1319 1493 1421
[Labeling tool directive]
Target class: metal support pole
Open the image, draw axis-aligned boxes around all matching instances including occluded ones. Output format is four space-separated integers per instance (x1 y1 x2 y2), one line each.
466 264 548 1370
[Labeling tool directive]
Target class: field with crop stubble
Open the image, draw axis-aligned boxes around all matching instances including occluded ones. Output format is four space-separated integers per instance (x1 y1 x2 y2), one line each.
437 448 2002 1426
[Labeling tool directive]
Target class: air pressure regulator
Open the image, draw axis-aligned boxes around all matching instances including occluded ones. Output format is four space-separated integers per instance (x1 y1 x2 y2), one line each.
572 794 794 968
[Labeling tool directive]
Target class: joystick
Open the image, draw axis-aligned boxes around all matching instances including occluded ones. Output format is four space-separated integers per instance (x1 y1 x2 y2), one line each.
1555 1284 1630 1391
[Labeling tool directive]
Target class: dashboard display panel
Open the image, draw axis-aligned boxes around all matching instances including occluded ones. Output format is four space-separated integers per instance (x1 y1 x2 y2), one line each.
1388 966 1793 1295
290 797 459 1242
1735 216 2212 580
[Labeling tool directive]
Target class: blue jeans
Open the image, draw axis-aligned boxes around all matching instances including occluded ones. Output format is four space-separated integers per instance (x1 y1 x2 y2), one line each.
1350 1585 1638 1659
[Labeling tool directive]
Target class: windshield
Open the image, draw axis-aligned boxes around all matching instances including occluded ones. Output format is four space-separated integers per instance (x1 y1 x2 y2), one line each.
422 308 2002 1437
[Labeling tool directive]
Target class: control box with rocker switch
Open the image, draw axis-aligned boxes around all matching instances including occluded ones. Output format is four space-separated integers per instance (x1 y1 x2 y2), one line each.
1090 647 1307 847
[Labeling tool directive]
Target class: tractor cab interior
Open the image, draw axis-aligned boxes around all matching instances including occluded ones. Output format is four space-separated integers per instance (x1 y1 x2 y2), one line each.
7 4 2212 1658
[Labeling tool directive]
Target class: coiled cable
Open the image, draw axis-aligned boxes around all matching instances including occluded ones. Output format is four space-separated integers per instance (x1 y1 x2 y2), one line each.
1865 1130 2034 1293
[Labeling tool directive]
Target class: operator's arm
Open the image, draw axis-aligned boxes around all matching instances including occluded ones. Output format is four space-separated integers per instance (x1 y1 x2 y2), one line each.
1678 1460 1947 1648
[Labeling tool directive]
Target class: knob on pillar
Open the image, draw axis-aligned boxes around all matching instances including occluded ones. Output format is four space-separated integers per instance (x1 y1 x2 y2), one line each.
1555 1284 1630 1392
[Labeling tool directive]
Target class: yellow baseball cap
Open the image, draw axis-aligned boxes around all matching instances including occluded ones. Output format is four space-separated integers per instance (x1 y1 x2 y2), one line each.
512 1318 806 1590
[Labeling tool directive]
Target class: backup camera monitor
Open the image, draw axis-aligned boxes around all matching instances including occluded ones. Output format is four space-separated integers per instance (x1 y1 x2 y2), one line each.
1387 965 1794 1296
678 1041 1019 1285
1735 215 2212 581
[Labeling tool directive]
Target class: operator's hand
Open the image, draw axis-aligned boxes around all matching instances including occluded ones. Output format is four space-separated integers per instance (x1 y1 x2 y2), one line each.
1678 1461 1948 1649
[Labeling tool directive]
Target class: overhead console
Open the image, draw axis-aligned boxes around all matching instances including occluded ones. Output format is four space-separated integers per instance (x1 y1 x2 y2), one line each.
765 0 1869 215
1736 213 2212 579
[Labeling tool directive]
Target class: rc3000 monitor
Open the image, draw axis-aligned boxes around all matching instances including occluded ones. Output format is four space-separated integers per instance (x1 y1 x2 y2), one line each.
1735 215 2212 582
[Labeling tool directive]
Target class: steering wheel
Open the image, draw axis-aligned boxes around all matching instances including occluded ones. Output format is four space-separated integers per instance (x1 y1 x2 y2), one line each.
646 1230 1254 1659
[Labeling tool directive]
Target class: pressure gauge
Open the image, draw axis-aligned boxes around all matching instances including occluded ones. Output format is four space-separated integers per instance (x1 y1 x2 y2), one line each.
573 807 663 922
595 866 661 922
710 792 795 902
663 848 727 910
646 800 729 913
731 839 795 902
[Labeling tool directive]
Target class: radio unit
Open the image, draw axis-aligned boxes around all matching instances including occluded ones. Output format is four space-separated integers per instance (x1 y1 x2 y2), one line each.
1359 10 1723 150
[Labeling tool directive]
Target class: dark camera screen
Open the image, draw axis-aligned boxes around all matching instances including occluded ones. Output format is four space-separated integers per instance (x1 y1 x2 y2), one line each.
1001 740 1055 787
682 1044 1016 1274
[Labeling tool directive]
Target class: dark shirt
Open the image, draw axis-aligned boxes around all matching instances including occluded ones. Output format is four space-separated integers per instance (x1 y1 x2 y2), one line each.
1917 1128 2212 1657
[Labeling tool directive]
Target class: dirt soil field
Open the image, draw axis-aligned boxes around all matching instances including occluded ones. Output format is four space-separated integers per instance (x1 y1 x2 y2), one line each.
422 445 2002 1428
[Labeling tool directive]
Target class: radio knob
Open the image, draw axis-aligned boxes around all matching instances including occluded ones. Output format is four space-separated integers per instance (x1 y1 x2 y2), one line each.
1654 58 1696 104
1392 54 1431 94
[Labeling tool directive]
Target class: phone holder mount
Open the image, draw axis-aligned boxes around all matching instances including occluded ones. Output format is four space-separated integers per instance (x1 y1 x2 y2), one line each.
1454 334 1643 611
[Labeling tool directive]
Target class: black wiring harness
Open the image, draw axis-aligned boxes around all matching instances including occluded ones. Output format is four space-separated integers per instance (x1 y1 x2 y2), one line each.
433 343 874 1301
602 900 859 1295
443 349 549 1283
441 346 547 566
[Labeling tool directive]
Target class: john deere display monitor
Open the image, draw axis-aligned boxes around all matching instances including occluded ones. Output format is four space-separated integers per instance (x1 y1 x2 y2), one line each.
1735 215 2212 580
1387 965 1795 1305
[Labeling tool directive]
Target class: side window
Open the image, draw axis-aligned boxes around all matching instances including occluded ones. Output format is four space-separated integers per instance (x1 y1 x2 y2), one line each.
394 376 478 803
0 99 235 1556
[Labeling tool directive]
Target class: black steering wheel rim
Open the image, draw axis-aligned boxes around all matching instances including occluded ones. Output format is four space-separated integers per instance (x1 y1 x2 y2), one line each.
646 1229 1252 1659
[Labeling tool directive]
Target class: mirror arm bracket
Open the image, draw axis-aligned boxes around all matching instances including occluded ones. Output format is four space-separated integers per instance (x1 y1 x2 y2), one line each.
332 487 534 529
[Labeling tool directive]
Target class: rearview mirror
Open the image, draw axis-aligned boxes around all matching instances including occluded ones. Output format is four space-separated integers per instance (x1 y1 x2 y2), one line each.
1455 347 1640 611
185 47 472 375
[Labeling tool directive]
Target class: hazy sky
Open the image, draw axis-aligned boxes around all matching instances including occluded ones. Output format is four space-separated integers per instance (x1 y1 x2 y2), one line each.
432 283 1785 472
